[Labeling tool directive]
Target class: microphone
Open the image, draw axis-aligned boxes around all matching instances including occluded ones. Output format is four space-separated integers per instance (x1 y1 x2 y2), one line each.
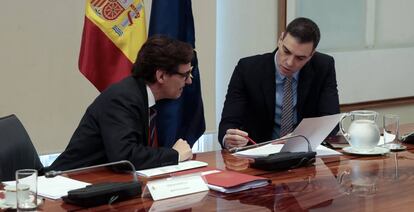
235 135 316 171
45 160 141 207
45 160 138 181
229 134 312 153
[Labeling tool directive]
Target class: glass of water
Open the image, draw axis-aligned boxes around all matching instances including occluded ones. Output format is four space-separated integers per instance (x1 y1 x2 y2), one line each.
382 114 406 151
16 169 38 210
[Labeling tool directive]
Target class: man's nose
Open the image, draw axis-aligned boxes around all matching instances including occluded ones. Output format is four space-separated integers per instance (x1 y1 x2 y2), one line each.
185 76 193 85
286 55 294 66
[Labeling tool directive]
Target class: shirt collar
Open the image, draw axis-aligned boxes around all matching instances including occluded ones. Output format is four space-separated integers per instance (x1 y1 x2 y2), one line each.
274 50 300 81
146 85 156 107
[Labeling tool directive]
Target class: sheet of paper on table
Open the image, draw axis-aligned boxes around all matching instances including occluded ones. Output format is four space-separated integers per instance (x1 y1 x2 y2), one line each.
3 176 89 200
136 160 208 177
233 143 341 158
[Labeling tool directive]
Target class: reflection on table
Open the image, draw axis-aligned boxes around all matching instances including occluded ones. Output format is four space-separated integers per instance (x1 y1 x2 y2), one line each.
3 123 414 211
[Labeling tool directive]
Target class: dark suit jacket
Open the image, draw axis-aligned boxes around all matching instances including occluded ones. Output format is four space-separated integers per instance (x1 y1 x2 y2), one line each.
218 50 340 147
48 76 178 171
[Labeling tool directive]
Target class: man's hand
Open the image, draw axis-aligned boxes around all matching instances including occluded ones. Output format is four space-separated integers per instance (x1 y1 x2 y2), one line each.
223 129 249 149
172 139 193 162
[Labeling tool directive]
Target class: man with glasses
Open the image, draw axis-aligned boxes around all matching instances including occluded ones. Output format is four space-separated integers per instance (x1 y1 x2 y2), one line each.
219 17 340 149
48 35 194 171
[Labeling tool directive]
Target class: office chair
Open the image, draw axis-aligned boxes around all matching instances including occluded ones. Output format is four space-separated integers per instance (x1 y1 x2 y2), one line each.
0 114 43 182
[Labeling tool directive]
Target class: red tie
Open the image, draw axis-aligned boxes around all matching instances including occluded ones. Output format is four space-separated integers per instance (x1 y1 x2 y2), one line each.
148 107 158 147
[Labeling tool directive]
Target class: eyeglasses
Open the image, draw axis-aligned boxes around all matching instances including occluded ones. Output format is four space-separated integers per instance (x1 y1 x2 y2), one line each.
172 66 193 80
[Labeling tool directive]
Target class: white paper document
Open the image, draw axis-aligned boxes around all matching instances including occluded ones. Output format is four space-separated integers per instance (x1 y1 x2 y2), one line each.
233 143 341 158
3 176 90 200
281 113 344 152
145 174 208 201
233 143 283 158
233 114 343 158
136 160 208 177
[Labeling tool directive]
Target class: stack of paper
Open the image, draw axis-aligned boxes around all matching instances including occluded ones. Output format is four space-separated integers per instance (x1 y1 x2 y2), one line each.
3 176 90 200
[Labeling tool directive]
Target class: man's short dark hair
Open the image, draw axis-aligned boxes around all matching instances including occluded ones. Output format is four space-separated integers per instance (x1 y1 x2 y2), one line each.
284 17 320 49
132 35 194 83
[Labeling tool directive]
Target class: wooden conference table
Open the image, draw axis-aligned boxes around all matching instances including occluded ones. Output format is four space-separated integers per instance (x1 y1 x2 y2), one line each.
23 124 414 211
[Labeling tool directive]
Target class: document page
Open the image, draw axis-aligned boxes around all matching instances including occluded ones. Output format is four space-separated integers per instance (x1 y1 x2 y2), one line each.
233 144 341 158
3 176 90 199
136 160 208 177
233 143 283 158
233 114 344 158
281 113 344 152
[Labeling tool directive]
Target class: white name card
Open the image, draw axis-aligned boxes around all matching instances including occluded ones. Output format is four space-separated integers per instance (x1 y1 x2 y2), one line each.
146 174 208 201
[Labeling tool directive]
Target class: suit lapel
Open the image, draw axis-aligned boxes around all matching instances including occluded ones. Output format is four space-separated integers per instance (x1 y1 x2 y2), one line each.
261 51 277 120
297 62 314 116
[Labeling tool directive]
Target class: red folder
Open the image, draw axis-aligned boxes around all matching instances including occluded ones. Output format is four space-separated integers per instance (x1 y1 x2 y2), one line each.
172 167 270 193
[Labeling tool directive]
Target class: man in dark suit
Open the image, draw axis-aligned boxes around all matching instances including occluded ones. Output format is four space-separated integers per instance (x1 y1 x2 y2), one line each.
219 17 340 149
48 36 194 171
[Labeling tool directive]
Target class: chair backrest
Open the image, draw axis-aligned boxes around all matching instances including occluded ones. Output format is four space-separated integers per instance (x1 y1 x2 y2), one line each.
0 114 43 181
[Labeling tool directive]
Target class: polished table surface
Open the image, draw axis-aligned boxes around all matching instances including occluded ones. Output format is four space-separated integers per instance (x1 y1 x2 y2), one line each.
10 124 414 211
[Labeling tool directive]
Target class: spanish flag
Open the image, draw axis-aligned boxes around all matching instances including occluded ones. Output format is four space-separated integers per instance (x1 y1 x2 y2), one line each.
78 0 147 91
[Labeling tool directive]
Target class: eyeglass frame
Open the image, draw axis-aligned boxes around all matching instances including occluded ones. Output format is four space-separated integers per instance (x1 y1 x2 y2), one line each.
171 66 193 80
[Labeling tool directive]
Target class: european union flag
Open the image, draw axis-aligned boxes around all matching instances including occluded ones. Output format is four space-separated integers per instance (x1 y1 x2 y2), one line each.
149 0 205 147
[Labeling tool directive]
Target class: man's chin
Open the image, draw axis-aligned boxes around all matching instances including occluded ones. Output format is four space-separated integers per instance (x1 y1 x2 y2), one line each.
166 89 184 99
173 91 183 99
280 69 295 77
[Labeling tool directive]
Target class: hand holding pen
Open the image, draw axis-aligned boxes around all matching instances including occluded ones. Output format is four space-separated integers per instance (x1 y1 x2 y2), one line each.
223 129 257 149
244 135 257 145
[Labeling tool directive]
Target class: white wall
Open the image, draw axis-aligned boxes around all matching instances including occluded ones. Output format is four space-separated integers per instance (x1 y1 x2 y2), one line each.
332 47 414 104
192 0 216 134
375 105 414 125
0 1 98 154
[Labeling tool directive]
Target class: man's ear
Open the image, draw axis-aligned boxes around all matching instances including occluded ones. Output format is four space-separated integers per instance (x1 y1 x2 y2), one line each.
277 32 285 47
155 69 165 83
279 32 285 42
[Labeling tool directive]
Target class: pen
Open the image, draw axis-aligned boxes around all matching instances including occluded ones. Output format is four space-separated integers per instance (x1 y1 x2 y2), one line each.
244 135 257 145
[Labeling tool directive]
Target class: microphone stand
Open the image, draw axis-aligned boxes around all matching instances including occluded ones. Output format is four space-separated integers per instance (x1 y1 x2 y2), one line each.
45 160 138 182
45 160 141 207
